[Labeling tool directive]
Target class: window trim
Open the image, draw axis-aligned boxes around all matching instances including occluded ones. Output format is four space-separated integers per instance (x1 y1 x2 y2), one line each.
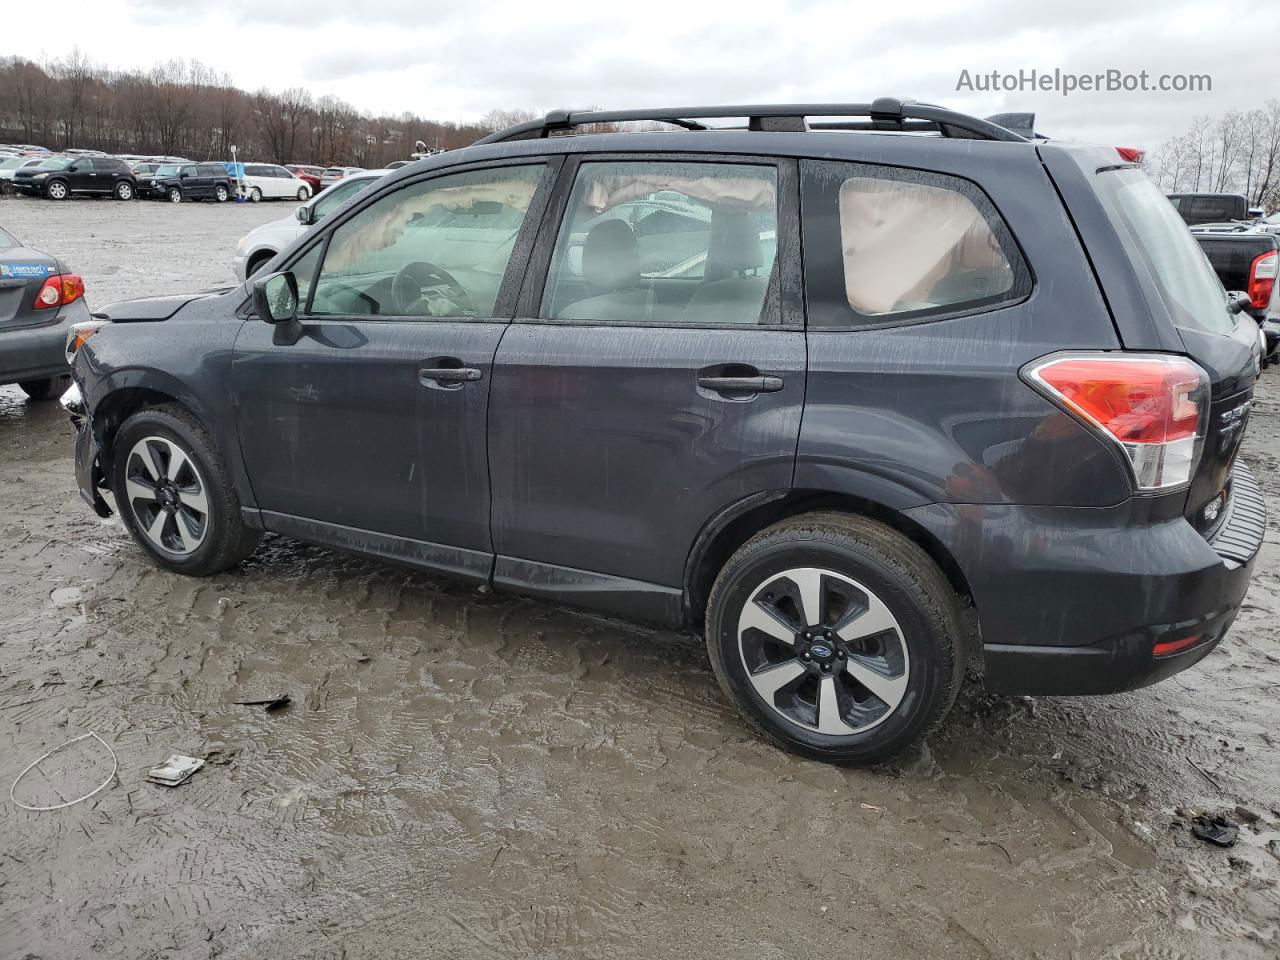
800 158 1034 331
253 155 564 324
513 151 804 331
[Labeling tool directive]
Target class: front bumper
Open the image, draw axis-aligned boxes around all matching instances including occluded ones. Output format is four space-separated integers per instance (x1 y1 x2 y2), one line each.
66 382 112 518
905 462 1266 696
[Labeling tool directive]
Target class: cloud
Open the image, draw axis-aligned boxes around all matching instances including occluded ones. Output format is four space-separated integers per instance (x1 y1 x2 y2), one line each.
8 0 1271 151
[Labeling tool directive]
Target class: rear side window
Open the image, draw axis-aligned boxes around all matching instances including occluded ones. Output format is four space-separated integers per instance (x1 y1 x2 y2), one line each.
1100 171 1233 335
802 160 1030 326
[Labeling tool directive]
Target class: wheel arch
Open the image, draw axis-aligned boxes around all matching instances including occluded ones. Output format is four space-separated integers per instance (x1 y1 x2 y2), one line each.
91 375 213 477
683 489 978 642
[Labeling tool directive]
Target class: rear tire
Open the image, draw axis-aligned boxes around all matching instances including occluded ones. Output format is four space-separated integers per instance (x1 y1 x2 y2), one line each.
111 405 262 576
18 376 69 401
705 512 965 764
214 184 229 202
114 181 134 200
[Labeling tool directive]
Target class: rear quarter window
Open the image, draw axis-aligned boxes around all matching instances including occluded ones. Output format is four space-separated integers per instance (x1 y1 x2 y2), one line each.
801 160 1031 326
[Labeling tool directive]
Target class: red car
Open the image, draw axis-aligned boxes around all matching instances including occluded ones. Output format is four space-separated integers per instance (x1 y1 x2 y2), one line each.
285 165 325 194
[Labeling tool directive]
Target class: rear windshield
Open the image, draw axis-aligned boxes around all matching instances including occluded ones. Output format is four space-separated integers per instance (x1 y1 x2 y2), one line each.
1100 170 1233 335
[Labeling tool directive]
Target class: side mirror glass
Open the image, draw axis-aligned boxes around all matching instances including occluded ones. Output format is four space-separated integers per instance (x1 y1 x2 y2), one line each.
253 271 299 325
295 204 313 225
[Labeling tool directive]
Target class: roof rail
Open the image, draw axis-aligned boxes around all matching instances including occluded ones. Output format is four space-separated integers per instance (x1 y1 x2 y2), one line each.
475 99 1030 145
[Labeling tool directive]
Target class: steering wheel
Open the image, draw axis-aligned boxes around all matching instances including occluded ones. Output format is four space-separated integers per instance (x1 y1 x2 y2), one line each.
391 261 479 317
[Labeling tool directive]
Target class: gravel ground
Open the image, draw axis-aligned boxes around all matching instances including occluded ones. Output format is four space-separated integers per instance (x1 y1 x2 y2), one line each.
1 195 1278 959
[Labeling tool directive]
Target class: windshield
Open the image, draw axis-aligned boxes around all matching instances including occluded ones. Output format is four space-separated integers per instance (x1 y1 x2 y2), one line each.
36 158 70 170
0 158 25 170
155 164 180 176
1099 170 1234 335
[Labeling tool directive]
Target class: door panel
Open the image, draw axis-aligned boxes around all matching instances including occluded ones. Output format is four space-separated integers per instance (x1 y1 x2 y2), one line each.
232 318 505 557
488 324 805 587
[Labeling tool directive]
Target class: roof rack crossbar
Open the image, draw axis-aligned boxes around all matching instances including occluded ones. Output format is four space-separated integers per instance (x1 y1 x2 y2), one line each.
475 99 1028 144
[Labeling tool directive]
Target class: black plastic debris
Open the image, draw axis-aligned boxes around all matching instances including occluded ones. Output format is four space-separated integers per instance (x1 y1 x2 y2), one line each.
1191 816 1238 848
233 694 291 712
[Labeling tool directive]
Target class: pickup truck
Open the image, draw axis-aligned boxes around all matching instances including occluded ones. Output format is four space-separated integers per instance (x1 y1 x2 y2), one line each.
1193 229 1279 361
1169 192 1253 226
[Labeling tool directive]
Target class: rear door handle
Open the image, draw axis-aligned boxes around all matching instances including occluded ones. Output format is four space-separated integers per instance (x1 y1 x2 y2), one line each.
696 375 784 394
419 366 482 385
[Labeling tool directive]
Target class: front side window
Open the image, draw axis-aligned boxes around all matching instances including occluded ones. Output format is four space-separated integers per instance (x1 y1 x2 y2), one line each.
803 160 1029 326
541 160 779 325
309 164 545 318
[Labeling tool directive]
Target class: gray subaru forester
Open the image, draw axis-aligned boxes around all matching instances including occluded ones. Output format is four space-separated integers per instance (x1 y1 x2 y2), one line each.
64 100 1265 763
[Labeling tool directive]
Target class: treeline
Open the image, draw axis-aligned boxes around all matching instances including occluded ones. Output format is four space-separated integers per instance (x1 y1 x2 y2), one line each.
1153 100 1280 210
0 52 505 166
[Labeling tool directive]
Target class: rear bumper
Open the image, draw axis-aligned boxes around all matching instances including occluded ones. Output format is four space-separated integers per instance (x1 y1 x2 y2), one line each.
0 300 84 384
905 461 1265 696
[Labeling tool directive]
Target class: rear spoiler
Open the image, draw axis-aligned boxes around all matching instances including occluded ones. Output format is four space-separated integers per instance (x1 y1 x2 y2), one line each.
985 113 1044 140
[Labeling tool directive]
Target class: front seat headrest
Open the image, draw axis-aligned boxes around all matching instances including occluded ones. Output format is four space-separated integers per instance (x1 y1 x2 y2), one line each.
581 218 640 292
706 212 763 282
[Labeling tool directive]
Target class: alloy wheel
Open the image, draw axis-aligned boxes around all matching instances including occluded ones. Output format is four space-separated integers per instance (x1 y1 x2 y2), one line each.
48 181 67 200
736 567 910 736
124 436 210 556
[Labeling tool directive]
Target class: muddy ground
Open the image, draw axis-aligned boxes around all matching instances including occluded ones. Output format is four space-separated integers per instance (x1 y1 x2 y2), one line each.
0 195 1277 959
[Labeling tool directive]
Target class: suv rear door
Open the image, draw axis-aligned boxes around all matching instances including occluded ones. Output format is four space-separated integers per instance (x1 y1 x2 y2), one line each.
486 154 804 619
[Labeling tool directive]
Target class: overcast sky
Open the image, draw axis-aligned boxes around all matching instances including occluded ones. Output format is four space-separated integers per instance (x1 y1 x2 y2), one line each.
9 0 1275 150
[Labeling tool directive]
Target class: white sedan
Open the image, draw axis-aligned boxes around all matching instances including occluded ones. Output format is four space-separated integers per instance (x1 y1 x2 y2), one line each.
240 163 312 202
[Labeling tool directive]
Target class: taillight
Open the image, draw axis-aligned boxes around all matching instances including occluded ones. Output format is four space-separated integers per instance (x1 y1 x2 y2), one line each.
1116 147 1145 164
1024 353 1210 491
1248 250 1277 310
33 274 85 310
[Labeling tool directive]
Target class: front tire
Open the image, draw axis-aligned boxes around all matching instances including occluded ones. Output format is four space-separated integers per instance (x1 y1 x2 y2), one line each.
111 405 261 576
114 181 134 200
248 187 262 202
46 180 68 200
214 184 229 202
167 187 182 203
705 512 964 764
296 186 310 200
18 376 69 401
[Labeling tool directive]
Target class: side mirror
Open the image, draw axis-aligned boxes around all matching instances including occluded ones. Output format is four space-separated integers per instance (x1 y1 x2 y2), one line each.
179 172 189 179
295 204 313 225
1227 291 1253 315
252 271 299 324
68 162 81 172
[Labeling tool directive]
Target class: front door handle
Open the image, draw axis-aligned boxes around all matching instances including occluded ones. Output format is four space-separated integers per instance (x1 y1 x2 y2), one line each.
419 366 482 385
696 375 784 394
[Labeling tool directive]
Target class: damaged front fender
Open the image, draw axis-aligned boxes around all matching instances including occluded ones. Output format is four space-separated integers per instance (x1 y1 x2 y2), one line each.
65 384 112 519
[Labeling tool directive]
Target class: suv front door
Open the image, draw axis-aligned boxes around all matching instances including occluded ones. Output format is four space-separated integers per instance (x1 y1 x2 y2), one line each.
232 159 557 579
487 155 805 619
